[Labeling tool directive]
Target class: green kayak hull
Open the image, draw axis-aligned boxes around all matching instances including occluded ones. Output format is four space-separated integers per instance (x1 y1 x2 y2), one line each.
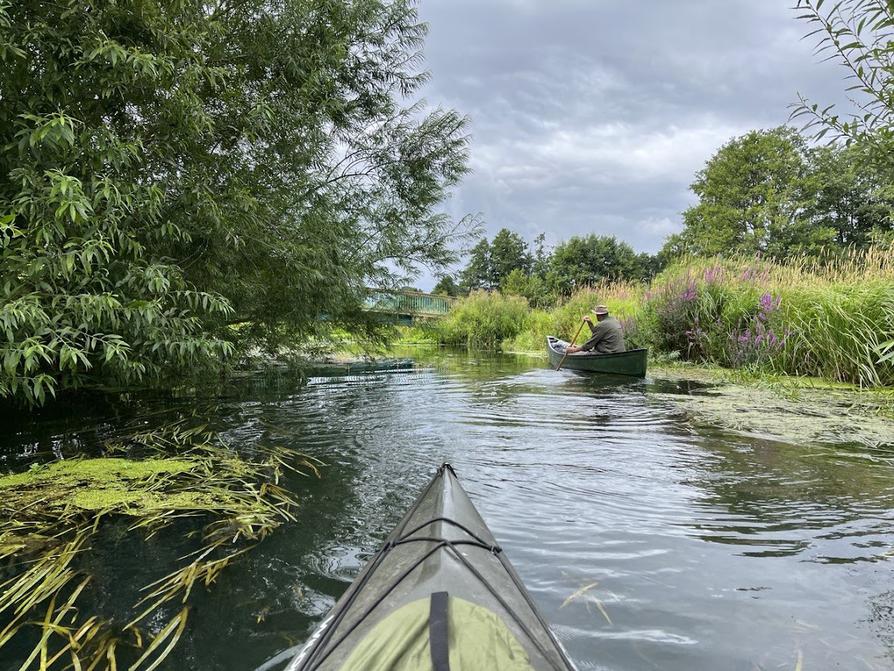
547 336 647 377
286 464 576 671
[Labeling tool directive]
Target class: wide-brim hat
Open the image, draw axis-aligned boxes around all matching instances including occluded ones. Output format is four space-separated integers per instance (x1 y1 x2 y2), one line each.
592 305 609 315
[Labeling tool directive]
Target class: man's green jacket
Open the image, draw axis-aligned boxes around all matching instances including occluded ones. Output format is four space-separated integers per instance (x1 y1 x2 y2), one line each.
580 316 626 354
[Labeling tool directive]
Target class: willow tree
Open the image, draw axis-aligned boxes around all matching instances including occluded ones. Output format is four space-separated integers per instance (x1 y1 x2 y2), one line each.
792 1 894 166
0 0 470 404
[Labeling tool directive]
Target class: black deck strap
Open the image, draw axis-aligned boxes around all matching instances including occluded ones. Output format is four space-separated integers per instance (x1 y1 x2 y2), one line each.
429 591 450 671
398 517 494 549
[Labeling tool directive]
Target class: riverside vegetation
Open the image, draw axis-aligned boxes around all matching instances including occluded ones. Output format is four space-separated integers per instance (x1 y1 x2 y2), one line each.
2 0 894 669
0 0 472 407
0 421 320 669
432 247 894 388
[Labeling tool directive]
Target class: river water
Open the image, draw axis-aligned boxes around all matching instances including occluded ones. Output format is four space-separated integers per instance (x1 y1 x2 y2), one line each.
3 350 893 670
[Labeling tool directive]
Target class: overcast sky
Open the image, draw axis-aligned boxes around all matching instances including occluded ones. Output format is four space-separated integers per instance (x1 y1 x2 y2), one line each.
412 0 852 287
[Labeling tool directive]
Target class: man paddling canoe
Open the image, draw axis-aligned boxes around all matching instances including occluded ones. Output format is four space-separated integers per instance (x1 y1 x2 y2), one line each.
563 304 626 354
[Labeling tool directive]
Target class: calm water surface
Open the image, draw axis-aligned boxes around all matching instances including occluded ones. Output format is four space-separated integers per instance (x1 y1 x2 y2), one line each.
3 350 893 670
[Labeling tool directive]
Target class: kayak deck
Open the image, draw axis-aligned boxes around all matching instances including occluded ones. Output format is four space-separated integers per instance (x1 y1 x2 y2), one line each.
287 464 576 670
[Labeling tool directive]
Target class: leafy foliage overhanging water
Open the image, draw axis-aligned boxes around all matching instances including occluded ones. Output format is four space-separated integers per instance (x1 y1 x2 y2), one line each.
0 0 473 406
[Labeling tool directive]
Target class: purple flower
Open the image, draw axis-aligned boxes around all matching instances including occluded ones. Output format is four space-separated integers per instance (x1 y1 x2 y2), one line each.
758 292 779 312
704 266 723 283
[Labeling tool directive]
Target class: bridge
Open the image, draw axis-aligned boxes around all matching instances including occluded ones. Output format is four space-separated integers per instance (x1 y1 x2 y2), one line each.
364 289 454 324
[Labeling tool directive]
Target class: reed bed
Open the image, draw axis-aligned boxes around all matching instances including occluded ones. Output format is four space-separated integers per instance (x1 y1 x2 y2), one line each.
0 422 320 670
436 290 529 349
445 247 894 387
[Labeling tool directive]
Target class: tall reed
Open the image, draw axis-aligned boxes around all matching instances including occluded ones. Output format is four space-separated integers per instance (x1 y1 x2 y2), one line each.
436 290 530 349
444 247 894 387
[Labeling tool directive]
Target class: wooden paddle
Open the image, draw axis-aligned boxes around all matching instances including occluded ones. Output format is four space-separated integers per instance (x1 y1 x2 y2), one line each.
555 318 587 371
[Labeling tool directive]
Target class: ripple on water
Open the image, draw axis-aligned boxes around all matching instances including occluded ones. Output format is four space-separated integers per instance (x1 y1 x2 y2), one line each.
4 356 893 671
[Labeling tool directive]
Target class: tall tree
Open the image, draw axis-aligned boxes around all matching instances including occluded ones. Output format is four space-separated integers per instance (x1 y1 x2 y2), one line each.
801 144 893 250
433 275 461 296
548 235 641 294
0 0 470 404
489 228 532 286
532 232 551 277
661 127 893 262
670 128 809 258
459 238 492 290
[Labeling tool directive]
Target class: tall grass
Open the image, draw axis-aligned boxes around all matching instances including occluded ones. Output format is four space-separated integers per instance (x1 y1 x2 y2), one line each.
641 251 894 386
439 247 894 386
436 290 530 349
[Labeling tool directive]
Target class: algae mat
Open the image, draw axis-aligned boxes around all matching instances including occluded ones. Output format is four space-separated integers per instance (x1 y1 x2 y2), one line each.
0 423 319 670
652 367 894 450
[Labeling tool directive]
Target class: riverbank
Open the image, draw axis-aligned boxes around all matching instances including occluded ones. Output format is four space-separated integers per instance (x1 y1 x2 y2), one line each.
433 249 894 388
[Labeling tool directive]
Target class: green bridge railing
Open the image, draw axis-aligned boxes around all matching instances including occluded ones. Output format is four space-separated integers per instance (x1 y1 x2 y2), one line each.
364 289 454 319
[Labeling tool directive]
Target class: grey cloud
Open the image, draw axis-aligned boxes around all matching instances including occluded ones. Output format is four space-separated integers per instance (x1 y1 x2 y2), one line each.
411 0 854 286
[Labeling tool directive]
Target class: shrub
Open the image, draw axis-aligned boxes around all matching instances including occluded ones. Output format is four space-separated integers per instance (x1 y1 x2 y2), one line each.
436 291 530 349
464 247 894 386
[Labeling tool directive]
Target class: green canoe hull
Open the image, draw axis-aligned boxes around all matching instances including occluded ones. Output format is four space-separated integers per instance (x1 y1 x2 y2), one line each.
547 336 647 377
286 464 576 671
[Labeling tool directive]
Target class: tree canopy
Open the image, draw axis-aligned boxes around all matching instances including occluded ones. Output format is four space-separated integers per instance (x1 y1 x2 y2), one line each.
548 234 648 293
0 0 470 404
458 238 492 290
489 228 532 284
432 275 460 296
663 127 893 260
457 228 531 290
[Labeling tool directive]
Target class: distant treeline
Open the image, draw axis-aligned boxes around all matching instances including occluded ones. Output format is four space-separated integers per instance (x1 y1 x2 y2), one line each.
436 127 894 308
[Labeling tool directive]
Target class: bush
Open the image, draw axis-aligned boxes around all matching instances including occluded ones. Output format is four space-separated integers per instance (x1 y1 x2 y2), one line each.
436 291 530 349
501 269 556 308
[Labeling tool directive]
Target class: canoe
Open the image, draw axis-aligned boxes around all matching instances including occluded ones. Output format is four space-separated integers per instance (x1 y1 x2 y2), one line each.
547 336 647 377
286 464 577 671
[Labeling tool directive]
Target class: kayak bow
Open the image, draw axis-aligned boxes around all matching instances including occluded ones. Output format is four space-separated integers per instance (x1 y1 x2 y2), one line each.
286 464 576 671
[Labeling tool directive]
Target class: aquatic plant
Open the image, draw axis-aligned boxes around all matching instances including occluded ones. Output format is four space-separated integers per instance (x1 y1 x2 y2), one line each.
0 422 319 670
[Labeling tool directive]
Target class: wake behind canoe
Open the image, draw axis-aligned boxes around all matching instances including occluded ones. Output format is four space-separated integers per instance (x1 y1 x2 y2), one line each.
286 464 576 671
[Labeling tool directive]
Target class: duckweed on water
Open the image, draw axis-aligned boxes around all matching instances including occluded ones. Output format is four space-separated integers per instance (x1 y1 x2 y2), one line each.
0 422 320 670
652 365 894 449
